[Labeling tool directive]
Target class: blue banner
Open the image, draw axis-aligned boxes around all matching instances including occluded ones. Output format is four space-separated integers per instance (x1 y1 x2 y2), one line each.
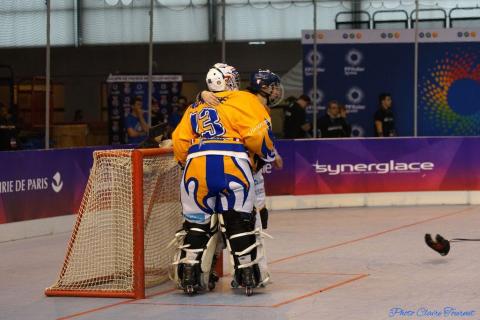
302 29 480 136
107 75 183 144
303 42 413 136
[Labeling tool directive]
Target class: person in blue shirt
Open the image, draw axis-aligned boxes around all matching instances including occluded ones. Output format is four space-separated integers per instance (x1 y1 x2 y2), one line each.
125 96 149 144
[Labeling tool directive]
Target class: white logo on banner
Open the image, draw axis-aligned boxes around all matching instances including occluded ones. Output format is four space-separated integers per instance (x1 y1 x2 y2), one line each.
346 49 362 66
346 87 363 104
351 125 365 137
344 49 365 76
261 163 273 174
307 50 323 67
51 172 64 193
123 83 131 94
0 177 49 194
312 160 435 175
345 87 366 114
307 89 326 113
304 49 325 76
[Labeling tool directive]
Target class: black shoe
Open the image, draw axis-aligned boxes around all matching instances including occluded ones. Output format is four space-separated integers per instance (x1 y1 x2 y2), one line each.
182 265 198 295
182 265 197 287
241 267 255 296
241 267 255 288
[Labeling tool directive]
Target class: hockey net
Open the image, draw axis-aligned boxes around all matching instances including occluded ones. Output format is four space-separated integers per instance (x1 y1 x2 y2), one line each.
45 148 182 299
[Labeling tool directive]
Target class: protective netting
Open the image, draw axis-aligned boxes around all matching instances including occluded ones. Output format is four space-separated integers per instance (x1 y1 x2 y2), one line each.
45 149 182 297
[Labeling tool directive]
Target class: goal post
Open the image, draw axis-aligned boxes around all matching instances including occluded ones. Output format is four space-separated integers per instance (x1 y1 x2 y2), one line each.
45 148 183 299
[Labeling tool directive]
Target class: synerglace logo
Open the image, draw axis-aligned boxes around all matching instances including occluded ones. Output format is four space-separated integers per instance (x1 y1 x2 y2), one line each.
312 160 434 175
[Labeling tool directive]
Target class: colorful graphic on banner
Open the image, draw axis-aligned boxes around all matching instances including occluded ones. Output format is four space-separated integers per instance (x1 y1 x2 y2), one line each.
107 75 183 144
264 138 480 196
302 29 480 136
419 45 480 135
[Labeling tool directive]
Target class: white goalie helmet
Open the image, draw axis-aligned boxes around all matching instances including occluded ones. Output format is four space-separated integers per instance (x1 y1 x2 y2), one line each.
206 63 240 92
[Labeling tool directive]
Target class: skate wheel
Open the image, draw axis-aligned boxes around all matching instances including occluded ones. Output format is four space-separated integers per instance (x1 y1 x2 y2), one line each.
245 286 253 296
184 285 195 296
231 280 239 288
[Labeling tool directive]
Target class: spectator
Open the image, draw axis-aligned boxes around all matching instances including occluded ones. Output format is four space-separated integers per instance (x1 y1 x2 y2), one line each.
318 100 350 138
150 98 163 127
125 96 149 144
374 93 395 137
339 103 352 137
0 103 18 150
168 95 188 130
283 94 311 139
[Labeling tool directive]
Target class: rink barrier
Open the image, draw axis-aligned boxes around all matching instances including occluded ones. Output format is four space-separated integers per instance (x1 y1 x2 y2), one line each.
2 191 480 242
3 137 480 241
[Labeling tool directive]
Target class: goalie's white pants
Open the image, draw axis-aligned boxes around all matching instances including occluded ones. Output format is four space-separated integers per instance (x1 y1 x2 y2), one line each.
253 171 269 283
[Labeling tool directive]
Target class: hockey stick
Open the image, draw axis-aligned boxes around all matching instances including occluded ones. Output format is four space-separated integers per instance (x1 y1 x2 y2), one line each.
424 233 480 256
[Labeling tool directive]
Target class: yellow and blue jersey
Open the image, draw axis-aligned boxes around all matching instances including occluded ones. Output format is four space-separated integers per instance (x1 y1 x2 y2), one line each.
172 90 276 166
172 90 276 219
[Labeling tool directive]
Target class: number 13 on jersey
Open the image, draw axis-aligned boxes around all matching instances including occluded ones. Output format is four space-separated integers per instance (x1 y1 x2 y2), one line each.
190 108 226 139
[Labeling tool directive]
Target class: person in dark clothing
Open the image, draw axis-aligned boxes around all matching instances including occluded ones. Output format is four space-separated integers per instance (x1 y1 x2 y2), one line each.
150 98 164 127
339 103 351 137
283 94 311 139
374 93 395 137
318 100 350 138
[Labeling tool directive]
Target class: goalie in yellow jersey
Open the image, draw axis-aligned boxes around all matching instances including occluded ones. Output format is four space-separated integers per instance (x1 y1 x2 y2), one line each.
171 63 278 296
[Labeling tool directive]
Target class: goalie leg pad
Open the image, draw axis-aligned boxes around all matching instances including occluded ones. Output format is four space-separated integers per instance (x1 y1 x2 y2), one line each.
171 217 219 291
219 210 271 288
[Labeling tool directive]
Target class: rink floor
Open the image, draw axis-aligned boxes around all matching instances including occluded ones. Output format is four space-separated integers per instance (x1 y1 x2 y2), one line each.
1 205 479 320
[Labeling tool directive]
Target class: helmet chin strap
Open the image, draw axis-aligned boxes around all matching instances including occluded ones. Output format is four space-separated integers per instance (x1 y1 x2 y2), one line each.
258 87 275 106
256 90 270 106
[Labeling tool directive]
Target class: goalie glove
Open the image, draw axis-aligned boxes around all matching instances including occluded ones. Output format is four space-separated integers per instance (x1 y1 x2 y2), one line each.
425 233 450 256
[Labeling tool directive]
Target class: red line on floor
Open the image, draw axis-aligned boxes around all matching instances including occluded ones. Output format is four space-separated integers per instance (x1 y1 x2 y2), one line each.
56 206 475 319
270 206 476 265
271 271 368 276
57 288 176 320
131 302 270 308
57 300 133 320
271 274 369 308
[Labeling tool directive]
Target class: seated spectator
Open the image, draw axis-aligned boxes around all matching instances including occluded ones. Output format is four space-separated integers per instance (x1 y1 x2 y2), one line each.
374 93 396 137
125 96 149 144
283 94 311 139
168 96 188 130
339 103 352 137
318 100 350 138
150 99 163 127
0 103 18 150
